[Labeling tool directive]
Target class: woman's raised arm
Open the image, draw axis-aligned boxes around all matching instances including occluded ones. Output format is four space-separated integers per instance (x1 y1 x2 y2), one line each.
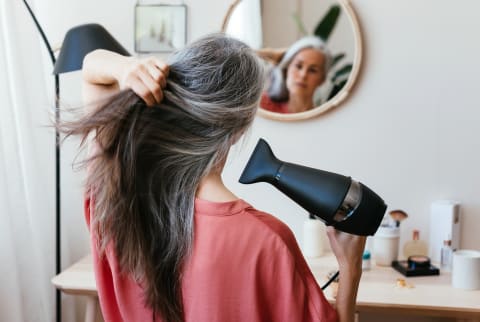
82 49 169 110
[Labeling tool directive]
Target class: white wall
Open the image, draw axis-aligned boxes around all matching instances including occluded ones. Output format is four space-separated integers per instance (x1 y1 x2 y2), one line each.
227 0 480 252
34 1 480 321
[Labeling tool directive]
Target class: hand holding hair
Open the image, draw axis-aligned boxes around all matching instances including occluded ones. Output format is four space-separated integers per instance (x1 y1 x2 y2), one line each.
82 49 169 107
119 56 169 106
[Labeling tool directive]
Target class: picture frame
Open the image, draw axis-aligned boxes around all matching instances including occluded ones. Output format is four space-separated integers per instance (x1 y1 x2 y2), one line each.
135 4 187 53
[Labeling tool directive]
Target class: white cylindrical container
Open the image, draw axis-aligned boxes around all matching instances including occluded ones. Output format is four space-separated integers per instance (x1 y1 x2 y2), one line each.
362 250 371 270
303 218 325 257
373 226 400 266
452 250 480 290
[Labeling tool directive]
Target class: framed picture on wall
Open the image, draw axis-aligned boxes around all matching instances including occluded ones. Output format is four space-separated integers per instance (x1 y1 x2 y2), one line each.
135 4 187 53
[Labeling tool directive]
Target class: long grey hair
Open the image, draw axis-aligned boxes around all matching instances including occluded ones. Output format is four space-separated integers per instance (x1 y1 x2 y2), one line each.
266 36 332 102
59 34 265 322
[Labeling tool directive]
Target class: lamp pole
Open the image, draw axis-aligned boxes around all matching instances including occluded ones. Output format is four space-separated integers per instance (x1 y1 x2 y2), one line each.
22 1 62 322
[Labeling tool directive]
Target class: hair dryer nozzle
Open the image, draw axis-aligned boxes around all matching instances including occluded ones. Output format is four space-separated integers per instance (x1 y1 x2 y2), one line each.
239 138 283 184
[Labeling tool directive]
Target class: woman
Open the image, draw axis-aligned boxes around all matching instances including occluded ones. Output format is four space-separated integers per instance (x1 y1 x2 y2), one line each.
261 36 332 113
61 34 364 322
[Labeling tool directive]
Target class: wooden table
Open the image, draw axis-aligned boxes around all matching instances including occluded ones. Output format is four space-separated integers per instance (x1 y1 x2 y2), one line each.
51 255 100 322
52 253 480 322
309 255 480 321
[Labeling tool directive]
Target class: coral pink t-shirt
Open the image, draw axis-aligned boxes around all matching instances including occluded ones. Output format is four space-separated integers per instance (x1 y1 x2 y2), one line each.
85 195 338 322
260 92 290 113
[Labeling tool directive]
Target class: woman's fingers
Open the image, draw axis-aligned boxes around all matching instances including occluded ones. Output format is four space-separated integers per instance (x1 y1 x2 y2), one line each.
121 57 169 106
148 58 169 88
326 226 366 267
136 65 162 105
129 76 156 106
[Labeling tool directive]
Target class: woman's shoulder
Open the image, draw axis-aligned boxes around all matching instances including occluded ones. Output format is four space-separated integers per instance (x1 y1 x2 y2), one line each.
194 197 300 256
241 202 301 254
259 92 289 113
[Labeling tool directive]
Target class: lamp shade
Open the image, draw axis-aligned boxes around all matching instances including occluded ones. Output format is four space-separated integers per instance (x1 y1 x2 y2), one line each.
53 23 130 74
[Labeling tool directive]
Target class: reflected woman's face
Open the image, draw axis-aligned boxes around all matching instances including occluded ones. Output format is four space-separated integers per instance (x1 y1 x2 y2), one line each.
286 48 326 99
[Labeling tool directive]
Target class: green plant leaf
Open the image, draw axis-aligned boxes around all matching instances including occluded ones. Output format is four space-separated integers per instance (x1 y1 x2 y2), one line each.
314 5 341 41
292 12 308 36
330 53 346 69
332 64 352 83
327 79 348 100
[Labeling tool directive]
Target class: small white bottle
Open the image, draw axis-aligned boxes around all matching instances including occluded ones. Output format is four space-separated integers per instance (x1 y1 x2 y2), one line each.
303 214 325 258
440 239 453 271
362 250 372 270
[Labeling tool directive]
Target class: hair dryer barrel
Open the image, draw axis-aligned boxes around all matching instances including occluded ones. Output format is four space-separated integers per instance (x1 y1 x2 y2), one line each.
239 139 387 236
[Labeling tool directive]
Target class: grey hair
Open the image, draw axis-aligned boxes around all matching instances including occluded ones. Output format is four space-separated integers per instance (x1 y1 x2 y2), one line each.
59 34 265 322
267 36 332 102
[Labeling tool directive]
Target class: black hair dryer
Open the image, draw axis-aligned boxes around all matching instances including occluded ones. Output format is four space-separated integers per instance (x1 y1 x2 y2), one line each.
239 139 387 236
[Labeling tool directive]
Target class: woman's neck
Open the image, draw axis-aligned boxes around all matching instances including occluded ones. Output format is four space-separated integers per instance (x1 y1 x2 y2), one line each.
196 171 238 202
287 94 314 113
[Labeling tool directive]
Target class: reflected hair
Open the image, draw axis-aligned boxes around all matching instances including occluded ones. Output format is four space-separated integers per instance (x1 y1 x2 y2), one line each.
59 34 265 322
267 36 332 102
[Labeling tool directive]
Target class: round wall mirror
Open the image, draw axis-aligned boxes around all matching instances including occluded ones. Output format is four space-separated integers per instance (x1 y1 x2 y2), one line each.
222 0 363 121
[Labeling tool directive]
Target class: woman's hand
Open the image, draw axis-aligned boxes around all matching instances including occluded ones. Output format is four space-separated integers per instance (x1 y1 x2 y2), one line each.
82 50 169 107
326 226 366 271
118 57 169 106
326 226 366 322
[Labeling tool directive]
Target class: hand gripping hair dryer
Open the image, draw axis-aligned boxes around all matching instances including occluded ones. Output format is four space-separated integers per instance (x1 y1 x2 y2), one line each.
239 139 387 236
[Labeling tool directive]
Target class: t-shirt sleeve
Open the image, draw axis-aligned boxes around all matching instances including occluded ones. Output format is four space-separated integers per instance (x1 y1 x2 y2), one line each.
260 92 289 113
255 217 338 322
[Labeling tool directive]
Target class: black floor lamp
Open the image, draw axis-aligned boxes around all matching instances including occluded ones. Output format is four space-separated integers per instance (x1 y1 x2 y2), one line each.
22 2 129 321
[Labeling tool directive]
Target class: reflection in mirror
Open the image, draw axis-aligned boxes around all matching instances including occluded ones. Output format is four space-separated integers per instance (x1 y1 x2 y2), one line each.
261 36 332 114
222 0 362 121
223 0 263 49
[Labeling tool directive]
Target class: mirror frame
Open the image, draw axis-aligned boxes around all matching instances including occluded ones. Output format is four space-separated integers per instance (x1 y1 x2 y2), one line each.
221 0 363 121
